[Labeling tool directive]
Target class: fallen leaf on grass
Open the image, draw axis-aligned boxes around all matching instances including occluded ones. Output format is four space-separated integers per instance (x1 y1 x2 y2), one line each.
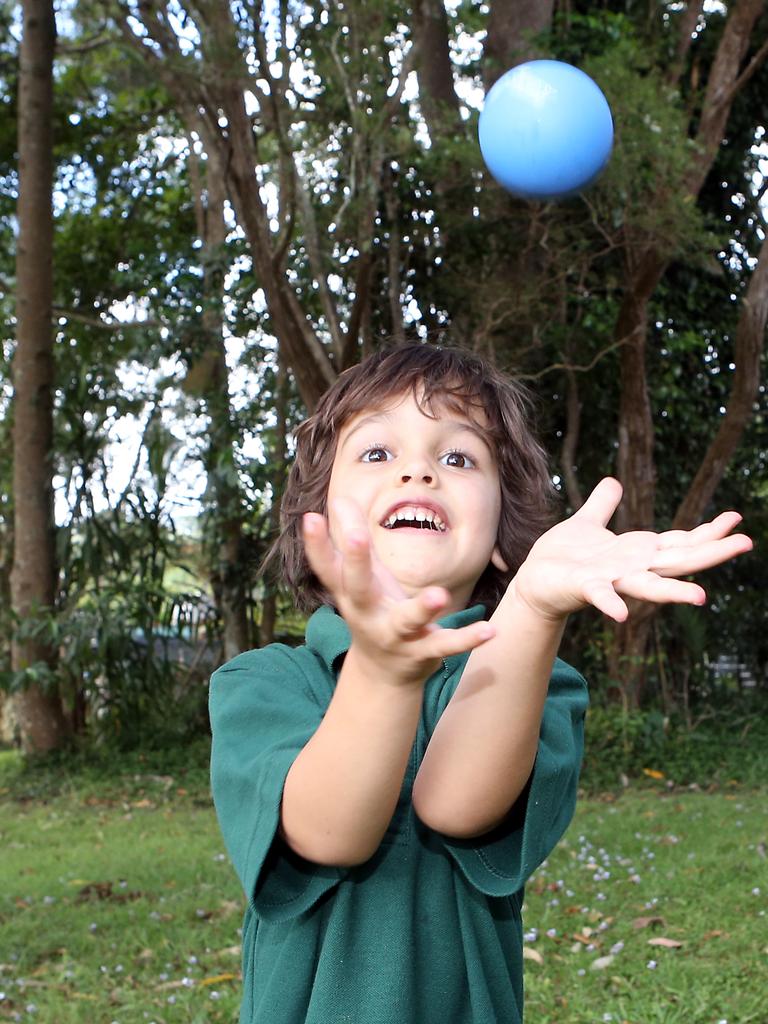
701 930 726 941
647 937 684 948
214 945 242 958
75 881 143 903
199 973 239 986
591 955 615 970
523 947 544 965
633 915 666 930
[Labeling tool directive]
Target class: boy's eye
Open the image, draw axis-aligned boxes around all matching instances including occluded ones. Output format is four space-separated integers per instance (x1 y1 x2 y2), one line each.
440 450 475 469
361 446 393 463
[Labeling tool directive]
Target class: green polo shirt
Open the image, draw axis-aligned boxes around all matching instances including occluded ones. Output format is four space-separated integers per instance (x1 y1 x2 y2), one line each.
210 604 588 1024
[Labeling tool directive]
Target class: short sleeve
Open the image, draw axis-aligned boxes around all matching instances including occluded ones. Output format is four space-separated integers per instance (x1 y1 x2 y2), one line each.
440 659 588 897
209 646 345 922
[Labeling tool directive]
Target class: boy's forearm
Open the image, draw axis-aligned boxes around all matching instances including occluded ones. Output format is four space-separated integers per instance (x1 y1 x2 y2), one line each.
280 644 425 867
412 584 566 838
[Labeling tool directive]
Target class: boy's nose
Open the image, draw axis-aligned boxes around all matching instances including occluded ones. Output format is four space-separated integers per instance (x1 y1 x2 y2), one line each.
399 453 435 484
400 469 433 484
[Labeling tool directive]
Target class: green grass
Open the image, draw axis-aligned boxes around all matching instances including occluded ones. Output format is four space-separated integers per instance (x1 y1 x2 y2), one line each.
523 787 768 1024
1 750 766 1023
0 749 243 1023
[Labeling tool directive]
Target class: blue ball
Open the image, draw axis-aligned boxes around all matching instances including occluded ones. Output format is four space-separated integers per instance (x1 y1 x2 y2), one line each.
478 60 613 200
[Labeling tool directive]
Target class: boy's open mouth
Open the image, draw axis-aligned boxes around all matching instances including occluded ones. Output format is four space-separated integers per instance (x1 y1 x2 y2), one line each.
380 503 448 533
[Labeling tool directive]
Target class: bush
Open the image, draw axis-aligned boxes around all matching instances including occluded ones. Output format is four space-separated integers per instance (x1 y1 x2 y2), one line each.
580 695 768 792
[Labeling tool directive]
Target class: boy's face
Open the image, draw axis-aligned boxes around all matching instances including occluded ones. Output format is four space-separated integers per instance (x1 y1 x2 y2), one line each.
327 391 507 612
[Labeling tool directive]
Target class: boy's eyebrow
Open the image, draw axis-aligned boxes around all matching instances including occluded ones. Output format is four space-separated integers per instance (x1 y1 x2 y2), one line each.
339 412 392 451
339 413 492 453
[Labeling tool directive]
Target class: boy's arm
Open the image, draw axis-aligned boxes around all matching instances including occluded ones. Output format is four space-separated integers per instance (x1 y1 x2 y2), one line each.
413 478 752 839
280 643 424 867
411 586 565 839
280 510 495 868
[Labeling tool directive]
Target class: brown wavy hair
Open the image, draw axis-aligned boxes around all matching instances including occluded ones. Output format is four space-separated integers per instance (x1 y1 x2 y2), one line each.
267 343 557 613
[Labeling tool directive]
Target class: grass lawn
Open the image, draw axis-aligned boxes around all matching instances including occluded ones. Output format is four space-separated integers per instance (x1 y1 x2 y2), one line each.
1 749 766 1024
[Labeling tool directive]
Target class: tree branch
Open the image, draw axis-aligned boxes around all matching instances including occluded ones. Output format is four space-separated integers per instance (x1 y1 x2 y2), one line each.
517 333 633 380
665 0 706 86
689 0 766 196
561 366 584 510
57 32 116 56
52 307 165 330
673 229 768 528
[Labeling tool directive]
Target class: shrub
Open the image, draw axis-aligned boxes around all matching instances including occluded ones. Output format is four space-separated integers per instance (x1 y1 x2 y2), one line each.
580 695 768 792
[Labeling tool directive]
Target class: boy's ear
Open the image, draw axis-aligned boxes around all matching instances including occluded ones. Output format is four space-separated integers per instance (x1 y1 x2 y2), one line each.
491 545 509 572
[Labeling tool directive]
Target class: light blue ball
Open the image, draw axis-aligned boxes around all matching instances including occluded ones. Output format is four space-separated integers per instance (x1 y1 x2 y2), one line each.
478 60 614 200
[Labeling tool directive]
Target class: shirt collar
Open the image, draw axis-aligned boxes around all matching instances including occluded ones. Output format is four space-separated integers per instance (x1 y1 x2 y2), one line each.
305 603 487 672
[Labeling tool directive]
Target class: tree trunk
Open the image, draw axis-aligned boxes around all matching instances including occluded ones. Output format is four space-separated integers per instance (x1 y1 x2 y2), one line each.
483 0 555 87
259 356 288 647
614 250 665 535
673 229 768 528
412 0 462 139
10 0 68 753
116 1 336 412
188 146 250 660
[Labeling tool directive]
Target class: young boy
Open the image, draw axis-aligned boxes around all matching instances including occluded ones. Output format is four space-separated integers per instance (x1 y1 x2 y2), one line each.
209 343 750 1024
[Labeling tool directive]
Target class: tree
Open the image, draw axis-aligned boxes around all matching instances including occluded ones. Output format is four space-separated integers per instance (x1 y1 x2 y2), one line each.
186 141 251 658
600 1 768 702
5 0 763 726
9 0 69 751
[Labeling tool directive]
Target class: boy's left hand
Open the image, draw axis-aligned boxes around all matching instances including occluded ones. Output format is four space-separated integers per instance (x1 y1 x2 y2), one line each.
513 477 753 622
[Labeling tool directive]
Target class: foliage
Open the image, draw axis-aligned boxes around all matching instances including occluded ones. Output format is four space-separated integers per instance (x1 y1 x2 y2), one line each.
56 503 217 748
580 694 768 793
3 0 768 747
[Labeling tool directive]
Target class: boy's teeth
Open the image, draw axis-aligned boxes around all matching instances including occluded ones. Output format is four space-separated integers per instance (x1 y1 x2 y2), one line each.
383 507 447 531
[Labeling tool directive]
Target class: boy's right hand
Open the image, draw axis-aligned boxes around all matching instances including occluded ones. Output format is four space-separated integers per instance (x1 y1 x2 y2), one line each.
302 498 495 686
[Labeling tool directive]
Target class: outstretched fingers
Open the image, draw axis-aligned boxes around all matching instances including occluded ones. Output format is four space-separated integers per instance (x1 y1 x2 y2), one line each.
580 577 629 622
572 477 623 528
303 512 341 593
651 532 753 576
303 499 378 607
390 587 451 637
616 570 706 607
656 511 744 549
386 588 496 658
417 618 497 660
